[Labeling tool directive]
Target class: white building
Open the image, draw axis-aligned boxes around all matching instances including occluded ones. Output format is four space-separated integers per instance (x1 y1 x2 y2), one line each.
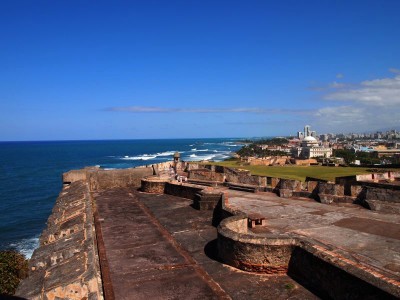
291 128 333 159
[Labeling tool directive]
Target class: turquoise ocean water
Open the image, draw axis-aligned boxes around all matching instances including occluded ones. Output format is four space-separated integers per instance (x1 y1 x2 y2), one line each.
0 138 242 258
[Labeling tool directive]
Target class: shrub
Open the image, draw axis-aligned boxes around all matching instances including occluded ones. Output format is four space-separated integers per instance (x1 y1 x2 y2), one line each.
0 250 29 295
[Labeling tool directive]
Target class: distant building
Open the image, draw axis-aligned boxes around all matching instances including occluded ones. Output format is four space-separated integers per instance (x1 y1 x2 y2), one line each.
291 126 332 159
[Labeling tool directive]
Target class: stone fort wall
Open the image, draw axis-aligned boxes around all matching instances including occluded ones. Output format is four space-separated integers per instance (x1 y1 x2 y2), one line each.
16 161 400 299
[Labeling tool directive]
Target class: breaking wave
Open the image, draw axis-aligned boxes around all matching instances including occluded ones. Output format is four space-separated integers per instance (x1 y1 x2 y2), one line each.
120 151 178 161
9 236 39 259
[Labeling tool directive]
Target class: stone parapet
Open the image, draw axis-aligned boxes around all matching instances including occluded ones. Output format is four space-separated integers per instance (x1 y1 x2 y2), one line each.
217 211 400 299
218 215 295 274
279 179 303 192
164 182 204 200
193 190 223 210
319 194 356 204
141 176 168 193
16 181 103 300
279 188 293 198
318 182 345 196
188 168 225 182
88 167 153 190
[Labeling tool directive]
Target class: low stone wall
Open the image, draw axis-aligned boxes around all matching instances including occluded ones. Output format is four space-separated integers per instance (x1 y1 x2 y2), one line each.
141 177 168 193
288 244 399 299
16 181 103 299
190 166 400 213
164 182 204 200
279 179 303 191
365 186 400 203
188 169 225 182
337 171 400 184
63 166 153 191
362 186 400 214
218 216 295 274
192 166 269 187
293 159 317 166
193 190 223 210
217 211 400 298
87 167 153 191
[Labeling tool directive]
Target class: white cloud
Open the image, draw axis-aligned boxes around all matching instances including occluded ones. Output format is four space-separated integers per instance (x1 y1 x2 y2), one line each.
324 74 400 106
389 68 400 74
336 73 344 79
313 105 400 132
309 72 400 132
328 81 347 89
106 106 313 115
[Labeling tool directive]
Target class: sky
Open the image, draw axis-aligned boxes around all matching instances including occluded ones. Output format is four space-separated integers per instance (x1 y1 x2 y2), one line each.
1 1 400 141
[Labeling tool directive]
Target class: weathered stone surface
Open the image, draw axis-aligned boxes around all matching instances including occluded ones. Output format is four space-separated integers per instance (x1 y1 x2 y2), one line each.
87 167 153 191
164 182 204 200
17 164 400 299
141 177 168 193
318 182 345 196
99 188 318 299
279 188 293 198
279 179 303 192
366 199 400 214
193 191 223 210
223 189 400 298
16 181 103 300
188 168 225 182
366 187 400 203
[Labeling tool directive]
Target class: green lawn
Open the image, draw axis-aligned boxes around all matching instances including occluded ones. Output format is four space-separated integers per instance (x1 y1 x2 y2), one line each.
209 161 397 182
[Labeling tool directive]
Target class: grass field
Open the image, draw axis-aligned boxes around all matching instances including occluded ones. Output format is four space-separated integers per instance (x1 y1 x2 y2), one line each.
209 160 398 182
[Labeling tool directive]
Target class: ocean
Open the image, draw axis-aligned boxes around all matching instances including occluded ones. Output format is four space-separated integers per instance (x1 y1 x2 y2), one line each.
0 138 242 258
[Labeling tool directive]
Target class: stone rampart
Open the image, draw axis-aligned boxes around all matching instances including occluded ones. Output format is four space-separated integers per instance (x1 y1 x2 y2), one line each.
16 181 103 300
189 165 400 213
16 162 400 299
17 165 155 299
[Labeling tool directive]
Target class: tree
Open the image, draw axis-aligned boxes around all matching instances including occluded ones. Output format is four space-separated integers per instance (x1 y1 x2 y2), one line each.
0 250 28 295
333 149 356 165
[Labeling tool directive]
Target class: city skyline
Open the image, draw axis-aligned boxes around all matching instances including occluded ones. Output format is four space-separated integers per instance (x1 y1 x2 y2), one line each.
1 1 400 141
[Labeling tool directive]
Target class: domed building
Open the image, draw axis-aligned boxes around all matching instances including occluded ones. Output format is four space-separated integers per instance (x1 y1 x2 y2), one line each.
301 136 319 147
291 126 332 159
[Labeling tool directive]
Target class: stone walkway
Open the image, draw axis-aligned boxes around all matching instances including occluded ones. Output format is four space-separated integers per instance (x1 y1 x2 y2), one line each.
93 188 319 299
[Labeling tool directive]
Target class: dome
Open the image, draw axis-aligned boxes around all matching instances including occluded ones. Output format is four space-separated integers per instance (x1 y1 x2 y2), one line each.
301 136 319 148
303 136 317 142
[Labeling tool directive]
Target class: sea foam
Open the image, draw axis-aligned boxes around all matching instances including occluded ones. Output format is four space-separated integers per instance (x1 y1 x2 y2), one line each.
9 236 40 259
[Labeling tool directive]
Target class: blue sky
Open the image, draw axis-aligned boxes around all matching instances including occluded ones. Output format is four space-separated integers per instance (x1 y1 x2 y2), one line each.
1 1 400 141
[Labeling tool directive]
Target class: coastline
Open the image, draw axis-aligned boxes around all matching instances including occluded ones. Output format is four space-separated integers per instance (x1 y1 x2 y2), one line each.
0 138 242 259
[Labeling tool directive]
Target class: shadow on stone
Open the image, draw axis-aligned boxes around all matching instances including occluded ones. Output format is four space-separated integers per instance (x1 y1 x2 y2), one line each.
0 295 28 300
204 239 222 263
211 199 223 227
287 247 396 300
